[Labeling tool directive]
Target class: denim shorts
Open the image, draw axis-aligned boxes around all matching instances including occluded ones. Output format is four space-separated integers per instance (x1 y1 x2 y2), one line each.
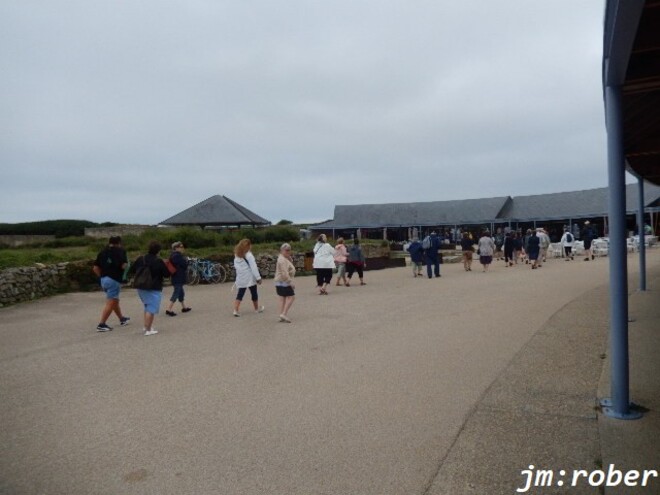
138 289 162 314
100 276 121 300
170 284 185 303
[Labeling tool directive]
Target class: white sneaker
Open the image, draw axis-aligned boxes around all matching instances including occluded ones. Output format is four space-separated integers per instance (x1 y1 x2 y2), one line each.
144 329 158 336
256 306 265 313
279 314 291 323
233 311 240 317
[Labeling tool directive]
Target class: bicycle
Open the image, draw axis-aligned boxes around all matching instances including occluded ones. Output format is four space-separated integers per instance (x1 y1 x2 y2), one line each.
186 258 227 285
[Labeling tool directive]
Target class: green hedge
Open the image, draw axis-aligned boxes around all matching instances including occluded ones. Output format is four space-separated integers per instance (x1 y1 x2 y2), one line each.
0 220 117 238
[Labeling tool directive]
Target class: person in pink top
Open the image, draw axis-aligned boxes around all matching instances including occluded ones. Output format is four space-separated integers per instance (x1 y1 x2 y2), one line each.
333 237 349 286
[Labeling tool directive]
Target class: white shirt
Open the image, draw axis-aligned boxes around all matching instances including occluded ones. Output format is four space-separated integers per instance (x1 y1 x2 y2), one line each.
233 251 261 288
312 242 336 269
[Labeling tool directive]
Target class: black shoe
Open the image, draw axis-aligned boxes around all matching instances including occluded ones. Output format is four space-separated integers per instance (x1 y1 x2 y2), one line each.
166 310 177 317
181 307 192 313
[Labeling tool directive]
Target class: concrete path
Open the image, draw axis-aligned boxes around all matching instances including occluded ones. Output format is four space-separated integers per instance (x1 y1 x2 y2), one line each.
1 250 658 494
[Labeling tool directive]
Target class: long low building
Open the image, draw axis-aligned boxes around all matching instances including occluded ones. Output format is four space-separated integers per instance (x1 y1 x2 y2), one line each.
312 182 660 242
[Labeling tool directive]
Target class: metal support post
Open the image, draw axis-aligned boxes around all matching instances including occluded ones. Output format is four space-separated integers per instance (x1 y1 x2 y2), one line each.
601 85 641 419
637 178 646 291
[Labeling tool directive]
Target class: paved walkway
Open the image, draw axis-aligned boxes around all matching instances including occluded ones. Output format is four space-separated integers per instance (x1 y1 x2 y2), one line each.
1 250 658 494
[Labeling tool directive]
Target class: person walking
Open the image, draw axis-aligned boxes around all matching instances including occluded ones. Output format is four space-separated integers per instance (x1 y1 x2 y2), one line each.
582 221 596 261
537 228 551 267
477 231 495 272
232 238 264 316
424 230 441 278
346 238 367 286
523 229 533 264
527 230 541 269
165 241 192 317
460 232 475 271
560 228 575 260
503 232 514 267
494 229 504 261
333 237 349 286
313 234 335 295
92 235 130 332
131 240 171 336
512 232 523 264
406 236 425 277
274 243 296 323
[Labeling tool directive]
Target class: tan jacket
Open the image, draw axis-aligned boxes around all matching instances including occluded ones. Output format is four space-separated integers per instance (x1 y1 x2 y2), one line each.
274 254 296 284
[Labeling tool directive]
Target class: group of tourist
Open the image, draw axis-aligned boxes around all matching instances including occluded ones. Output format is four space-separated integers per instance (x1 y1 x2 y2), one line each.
406 221 601 275
92 233 371 335
91 222 602 334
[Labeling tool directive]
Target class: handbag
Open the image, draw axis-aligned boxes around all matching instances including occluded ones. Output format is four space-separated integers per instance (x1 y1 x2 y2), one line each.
164 258 176 275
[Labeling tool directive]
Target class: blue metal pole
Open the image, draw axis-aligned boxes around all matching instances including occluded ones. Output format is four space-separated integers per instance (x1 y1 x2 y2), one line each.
638 178 646 291
602 85 640 419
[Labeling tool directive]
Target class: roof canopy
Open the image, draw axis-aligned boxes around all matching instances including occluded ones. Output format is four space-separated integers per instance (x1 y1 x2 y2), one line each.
314 183 660 229
160 195 270 227
500 183 660 221
323 196 511 229
603 0 660 184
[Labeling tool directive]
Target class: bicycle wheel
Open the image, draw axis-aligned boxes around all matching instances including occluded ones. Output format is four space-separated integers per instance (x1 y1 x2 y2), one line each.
186 265 199 285
213 263 227 283
207 263 224 284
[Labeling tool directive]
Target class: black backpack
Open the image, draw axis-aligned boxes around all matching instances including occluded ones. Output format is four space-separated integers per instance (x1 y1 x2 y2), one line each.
565 233 573 243
132 256 154 290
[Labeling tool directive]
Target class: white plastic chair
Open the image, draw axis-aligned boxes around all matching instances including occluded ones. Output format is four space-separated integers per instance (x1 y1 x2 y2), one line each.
592 239 609 257
548 243 563 258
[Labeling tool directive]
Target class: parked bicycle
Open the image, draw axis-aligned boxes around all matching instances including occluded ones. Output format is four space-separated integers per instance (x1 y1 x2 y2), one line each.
186 258 227 285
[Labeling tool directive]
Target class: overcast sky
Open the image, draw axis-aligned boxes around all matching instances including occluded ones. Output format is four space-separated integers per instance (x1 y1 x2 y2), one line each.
1 1 621 226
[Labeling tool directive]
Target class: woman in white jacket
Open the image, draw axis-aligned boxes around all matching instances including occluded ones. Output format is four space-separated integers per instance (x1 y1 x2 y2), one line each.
313 234 336 295
232 239 263 316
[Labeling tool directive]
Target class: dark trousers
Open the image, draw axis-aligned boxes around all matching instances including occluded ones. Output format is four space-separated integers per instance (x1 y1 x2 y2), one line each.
236 285 258 301
347 262 364 279
426 257 440 278
315 268 333 286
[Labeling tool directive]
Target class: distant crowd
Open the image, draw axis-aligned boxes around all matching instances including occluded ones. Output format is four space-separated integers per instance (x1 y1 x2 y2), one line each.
404 221 601 276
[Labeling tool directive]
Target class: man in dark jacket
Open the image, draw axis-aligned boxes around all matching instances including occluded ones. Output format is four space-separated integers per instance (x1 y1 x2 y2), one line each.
92 236 130 332
424 231 441 278
582 221 596 261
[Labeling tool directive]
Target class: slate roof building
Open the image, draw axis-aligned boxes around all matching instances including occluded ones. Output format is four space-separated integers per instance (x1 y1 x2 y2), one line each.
312 183 660 241
160 195 270 228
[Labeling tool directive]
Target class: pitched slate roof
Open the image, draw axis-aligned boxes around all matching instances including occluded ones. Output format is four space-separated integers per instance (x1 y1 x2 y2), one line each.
313 183 660 230
499 183 660 221
160 195 270 226
319 196 511 229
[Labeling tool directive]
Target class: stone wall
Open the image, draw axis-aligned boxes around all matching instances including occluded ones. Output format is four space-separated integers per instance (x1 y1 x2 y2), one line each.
84 225 153 239
0 249 386 307
0 264 70 307
0 254 308 307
